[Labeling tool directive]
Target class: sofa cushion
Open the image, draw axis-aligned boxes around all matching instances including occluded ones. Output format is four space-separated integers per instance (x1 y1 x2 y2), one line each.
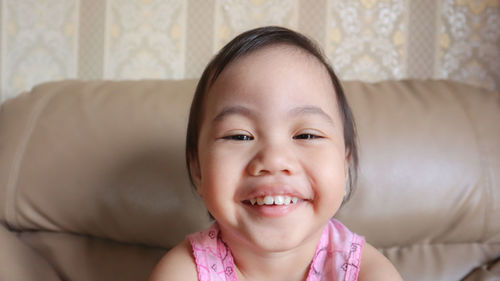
462 258 500 281
0 225 60 281
383 243 500 280
19 230 165 281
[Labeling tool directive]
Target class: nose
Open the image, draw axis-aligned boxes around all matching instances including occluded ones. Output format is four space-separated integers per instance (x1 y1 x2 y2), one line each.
247 142 297 176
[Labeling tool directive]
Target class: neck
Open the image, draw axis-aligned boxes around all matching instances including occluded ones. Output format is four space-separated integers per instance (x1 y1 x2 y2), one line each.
221 227 324 281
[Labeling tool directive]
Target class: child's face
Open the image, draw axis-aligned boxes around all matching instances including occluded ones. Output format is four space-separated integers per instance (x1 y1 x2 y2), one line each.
193 46 349 252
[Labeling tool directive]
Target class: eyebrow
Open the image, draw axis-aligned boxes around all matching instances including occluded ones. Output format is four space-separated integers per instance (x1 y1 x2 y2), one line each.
212 105 335 125
212 105 253 123
289 106 335 125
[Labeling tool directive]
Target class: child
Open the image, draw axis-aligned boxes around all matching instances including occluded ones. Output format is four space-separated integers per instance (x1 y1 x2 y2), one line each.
150 26 402 281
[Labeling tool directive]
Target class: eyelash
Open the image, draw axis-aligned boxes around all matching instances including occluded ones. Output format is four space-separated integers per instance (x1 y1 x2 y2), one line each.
223 134 254 141
222 133 322 141
294 133 322 140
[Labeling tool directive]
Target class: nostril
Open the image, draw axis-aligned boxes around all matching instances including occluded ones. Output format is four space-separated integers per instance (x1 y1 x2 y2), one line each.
247 161 266 176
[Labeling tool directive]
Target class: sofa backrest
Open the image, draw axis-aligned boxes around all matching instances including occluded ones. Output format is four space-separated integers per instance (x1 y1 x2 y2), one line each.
0 79 499 281
0 80 211 248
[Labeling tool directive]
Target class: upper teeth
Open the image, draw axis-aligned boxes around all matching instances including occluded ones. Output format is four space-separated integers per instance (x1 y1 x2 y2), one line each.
249 195 299 206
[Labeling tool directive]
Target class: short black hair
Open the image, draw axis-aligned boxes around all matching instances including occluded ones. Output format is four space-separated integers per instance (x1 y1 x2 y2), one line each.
185 26 358 202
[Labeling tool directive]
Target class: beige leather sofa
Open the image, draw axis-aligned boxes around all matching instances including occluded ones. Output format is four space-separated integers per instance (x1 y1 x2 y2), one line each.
1 79 499 281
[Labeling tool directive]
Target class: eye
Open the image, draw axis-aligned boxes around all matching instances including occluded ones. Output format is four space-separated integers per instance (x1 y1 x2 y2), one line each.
294 133 322 140
223 134 254 141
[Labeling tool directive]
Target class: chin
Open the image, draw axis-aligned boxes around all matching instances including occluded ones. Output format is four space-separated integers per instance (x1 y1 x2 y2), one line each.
245 223 321 253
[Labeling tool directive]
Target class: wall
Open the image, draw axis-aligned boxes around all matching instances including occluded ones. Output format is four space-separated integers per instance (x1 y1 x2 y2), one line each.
0 0 498 102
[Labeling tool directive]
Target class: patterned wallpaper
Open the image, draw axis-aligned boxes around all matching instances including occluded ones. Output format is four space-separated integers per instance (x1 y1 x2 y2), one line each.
0 0 499 102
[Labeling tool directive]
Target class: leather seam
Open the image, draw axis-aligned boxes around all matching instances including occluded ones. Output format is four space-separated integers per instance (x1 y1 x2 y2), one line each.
380 241 500 251
0 225 63 280
4 89 56 229
448 85 492 242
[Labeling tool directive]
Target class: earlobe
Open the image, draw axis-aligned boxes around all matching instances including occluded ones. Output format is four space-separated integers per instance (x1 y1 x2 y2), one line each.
344 150 352 179
189 156 203 196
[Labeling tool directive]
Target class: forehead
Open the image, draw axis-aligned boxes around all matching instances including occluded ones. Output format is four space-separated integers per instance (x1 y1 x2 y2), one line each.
204 45 339 117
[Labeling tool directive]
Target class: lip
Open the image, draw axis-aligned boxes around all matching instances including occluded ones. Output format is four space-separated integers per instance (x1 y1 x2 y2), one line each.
238 183 311 217
239 184 310 201
242 199 304 217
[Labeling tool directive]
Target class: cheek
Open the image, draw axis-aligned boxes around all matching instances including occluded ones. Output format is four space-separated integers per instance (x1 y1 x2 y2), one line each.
197 146 246 222
198 146 245 191
314 168 346 217
304 147 347 205
315 166 347 199
305 143 347 178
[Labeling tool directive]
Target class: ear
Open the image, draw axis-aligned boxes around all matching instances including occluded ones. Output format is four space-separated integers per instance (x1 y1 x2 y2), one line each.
343 150 352 198
344 149 352 179
189 155 203 196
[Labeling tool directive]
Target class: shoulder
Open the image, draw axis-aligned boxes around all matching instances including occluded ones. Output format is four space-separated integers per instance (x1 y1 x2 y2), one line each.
358 242 403 281
149 239 198 281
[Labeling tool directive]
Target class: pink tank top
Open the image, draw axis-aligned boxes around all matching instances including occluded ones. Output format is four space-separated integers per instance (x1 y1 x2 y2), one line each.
188 219 365 281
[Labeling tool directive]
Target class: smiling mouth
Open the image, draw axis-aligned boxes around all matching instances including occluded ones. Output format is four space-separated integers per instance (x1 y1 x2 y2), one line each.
243 195 302 206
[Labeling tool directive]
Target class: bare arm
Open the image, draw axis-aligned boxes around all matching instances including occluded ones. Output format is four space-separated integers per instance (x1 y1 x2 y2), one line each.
358 242 403 281
149 239 198 281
